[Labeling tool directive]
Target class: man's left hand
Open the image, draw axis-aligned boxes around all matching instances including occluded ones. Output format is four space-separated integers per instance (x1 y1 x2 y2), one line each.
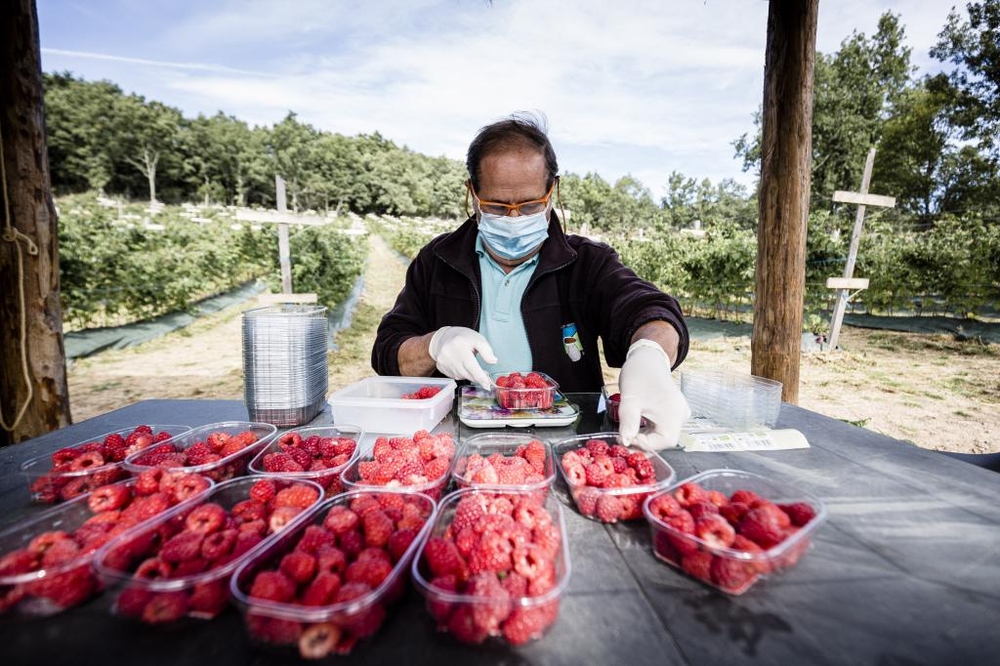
618 339 691 451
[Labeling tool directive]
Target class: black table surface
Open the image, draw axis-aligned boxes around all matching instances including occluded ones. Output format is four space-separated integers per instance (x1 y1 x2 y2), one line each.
1 396 998 666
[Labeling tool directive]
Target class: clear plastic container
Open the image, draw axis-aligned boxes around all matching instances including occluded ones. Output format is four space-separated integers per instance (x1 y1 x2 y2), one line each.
341 431 456 501
451 433 554 502
327 377 456 434
490 372 558 410
411 487 570 646
600 383 650 427
642 469 826 595
680 369 782 429
230 490 436 657
123 421 278 482
248 425 363 497
0 473 213 617
93 476 322 624
553 432 676 523
20 424 192 504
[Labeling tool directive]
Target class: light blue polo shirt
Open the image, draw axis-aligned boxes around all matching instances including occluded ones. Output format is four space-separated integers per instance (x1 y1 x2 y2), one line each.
475 235 538 376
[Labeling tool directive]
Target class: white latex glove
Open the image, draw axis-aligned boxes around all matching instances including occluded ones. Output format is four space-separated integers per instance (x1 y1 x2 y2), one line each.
428 326 497 390
618 339 691 451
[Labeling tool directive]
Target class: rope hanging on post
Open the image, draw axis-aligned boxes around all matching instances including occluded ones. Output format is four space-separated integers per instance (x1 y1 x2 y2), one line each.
0 117 38 433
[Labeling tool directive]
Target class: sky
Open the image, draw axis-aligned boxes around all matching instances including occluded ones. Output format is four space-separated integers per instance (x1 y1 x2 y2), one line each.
38 0 956 200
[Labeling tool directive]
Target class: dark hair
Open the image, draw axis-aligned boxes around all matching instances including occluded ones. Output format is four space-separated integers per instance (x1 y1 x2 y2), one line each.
466 112 559 192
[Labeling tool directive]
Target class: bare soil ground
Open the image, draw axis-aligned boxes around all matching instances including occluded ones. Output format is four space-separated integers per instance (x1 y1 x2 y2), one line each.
68 234 1000 454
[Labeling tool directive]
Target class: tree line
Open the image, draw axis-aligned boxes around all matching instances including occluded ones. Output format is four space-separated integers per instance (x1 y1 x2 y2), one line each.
43 4 999 291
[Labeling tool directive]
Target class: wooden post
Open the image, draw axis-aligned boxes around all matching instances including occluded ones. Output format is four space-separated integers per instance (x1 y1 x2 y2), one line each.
275 175 292 294
0 0 72 444
751 0 819 405
827 148 895 350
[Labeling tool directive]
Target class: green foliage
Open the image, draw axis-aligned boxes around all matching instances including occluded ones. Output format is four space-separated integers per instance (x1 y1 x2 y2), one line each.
58 193 275 329
266 223 368 310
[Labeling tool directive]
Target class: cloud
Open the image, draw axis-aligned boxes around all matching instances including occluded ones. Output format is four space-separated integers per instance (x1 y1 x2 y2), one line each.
40 0 958 198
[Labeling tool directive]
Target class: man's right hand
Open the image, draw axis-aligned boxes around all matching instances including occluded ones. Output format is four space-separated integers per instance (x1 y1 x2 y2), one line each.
428 326 497 390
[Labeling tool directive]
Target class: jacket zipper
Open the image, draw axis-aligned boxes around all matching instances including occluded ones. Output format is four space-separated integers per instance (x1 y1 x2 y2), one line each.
437 255 483 330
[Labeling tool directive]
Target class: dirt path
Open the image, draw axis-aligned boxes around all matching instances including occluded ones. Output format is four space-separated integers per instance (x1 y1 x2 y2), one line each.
69 233 1000 454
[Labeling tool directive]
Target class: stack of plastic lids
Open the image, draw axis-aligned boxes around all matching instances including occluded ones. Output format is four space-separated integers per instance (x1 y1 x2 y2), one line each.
242 304 328 427
680 369 782 430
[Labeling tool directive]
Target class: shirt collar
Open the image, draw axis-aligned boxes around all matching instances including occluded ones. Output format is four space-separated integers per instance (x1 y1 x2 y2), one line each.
475 234 540 273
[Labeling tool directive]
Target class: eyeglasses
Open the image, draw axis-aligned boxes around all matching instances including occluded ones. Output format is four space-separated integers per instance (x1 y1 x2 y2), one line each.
470 183 554 217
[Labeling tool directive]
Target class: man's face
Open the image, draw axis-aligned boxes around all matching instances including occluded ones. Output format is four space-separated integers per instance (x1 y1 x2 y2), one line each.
475 147 549 217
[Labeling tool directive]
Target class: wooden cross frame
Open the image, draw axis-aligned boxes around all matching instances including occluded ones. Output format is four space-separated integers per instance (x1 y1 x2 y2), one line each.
827 147 895 350
234 175 330 296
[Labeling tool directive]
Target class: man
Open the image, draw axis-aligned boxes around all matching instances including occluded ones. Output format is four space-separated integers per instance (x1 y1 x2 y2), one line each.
371 114 690 449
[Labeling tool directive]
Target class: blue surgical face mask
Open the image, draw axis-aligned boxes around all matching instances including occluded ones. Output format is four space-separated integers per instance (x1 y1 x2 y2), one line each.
477 208 550 260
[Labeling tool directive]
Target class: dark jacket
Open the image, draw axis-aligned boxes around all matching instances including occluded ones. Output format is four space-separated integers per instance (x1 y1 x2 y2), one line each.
371 215 689 392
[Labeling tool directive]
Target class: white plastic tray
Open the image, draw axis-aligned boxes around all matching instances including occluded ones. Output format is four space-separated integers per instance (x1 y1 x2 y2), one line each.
327 376 456 434
458 386 579 428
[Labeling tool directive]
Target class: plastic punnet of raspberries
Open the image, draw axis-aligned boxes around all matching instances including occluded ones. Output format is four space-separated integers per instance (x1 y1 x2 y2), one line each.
130 429 262 482
27 425 183 504
646 480 819 594
99 478 320 625
0 472 211 616
559 438 660 523
353 431 455 500
401 385 443 400
259 431 358 495
416 491 563 646
492 372 555 410
239 491 433 658
458 439 549 501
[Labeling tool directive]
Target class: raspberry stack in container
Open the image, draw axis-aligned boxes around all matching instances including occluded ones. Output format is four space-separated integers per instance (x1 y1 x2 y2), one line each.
411 487 570 646
0 471 213 617
93 476 323 625
341 430 457 501
249 425 363 497
243 305 330 427
643 469 826 594
230 490 436 658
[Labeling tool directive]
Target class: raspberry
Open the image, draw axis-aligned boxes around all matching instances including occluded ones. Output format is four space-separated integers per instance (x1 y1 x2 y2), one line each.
301 572 342 606
707 490 729 507
466 572 510 633
424 536 465 578
275 484 319 510
250 570 296 602
297 525 337 554
87 483 132 513
69 450 106 471
314 545 348 575
513 499 551 530
345 556 393 589
142 591 189 624
189 578 229 617
232 499 267 524
102 433 128 461
349 495 382 517
695 514 737 549
298 622 342 659
322 506 359 534
447 605 489 644
688 500 720 522
674 482 709 507
134 469 164 495
269 506 303 534
387 528 418 563
730 489 762 506
681 550 714 581
246 613 303 645
200 528 238 562
501 604 554 645
173 557 210 577
134 557 172 580
595 494 624 522
186 503 227 534
28 530 72 555
778 502 817 527
739 506 786 549
720 501 750 526
585 439 610 457
424 456 451 481
360 510 393 549
648 492 683 521
41 538 81 567
468 530 513 575
171 473 211 502
51 447 82 465
512 543 547 580
533 524 561 559
59 477 96 501
233 531 264 557
752 500 792 529
574 488 600 517
280 551 317 585
25 565 97 608
0 549 38 576
116 586 153 617
337 529 364 559
160 530 205 563
711 555 757 593
263 452 304 473
277 431 303 450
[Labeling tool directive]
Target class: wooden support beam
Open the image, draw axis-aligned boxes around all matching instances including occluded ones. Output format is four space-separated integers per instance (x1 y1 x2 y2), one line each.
0 0 72 443
751 0 819 404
